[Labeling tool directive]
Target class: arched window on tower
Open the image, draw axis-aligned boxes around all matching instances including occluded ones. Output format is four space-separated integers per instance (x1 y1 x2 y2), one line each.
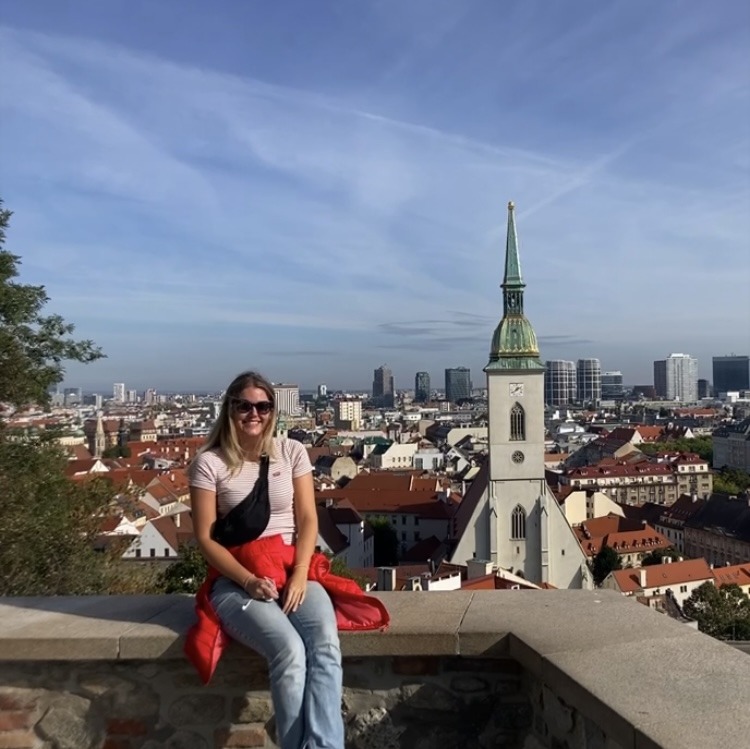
511 505 526 540
510 402 525 441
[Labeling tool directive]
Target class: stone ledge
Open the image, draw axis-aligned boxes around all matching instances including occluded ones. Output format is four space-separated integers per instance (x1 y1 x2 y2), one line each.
1 590 749 749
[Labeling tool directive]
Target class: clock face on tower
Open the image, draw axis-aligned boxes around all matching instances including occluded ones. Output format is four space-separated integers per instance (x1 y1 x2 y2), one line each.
509 383 524 397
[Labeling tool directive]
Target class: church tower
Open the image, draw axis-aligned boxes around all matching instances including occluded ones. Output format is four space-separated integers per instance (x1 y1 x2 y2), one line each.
94 411 106 459
486 201 546 480
484 201 548 581
449 202 591 589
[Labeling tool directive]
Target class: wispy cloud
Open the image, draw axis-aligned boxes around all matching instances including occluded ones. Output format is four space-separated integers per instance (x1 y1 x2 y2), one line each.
0 1 747 390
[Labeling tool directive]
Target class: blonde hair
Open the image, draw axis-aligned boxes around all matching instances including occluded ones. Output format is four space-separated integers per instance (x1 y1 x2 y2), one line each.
201 371 278 474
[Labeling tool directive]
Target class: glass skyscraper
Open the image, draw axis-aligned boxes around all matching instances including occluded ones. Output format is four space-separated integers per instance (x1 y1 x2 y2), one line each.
414 371 430 402
445 367 471 403
576 359 602 405
712 355 750 394
372 365 395 407
545 360 576 406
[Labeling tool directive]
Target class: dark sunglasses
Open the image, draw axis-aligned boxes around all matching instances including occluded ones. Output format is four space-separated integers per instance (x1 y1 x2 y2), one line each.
230 398 274 415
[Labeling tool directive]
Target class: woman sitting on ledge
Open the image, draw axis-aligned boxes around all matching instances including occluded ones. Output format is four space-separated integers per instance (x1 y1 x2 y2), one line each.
186 370 387 749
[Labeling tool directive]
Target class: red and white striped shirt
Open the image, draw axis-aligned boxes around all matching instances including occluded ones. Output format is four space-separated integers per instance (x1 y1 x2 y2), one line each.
188 438 312 544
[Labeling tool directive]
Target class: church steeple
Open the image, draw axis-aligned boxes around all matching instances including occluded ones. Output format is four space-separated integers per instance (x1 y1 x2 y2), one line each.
486 201 544 370
502 201 526 294
94 411 106 458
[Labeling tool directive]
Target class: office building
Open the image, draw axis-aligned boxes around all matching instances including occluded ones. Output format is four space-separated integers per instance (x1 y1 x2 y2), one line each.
127 389 138 403
63 387 82 406
545 360 576 406
414 372 430 403
273 384 300 416
334 400 362 430
697 379 711 399
372 365 394 407
445 367 471 404
712 355 750 394
113 383 125 403
317 384 327 398
576 358 602 405
601 371 624 401
654 354 698 402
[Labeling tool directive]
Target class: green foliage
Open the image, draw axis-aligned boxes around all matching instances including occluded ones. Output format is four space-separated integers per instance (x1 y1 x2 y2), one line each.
713 468 750 496
683 582 750 640
0 201 104 411
590 545 622 586
369 515 399 566
641 548 681 566
328 555 368 590
157 544 208 594
638 436 713 462
102 444 132 459
0 199 118 595
0 438 120 595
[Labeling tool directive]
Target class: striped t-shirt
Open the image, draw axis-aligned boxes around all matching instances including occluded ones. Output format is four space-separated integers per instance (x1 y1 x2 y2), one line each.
188 438 312 543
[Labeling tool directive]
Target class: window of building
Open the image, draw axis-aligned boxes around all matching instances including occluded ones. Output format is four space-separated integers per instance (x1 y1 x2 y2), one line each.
135 549 141 558
164 549 170 557
402 516 406 525
149 549 155 558
511 505 526 540
414 532 421 542
510 403 525 441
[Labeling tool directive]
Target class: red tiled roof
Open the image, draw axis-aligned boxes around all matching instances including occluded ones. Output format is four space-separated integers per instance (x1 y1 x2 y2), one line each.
611 559 713 592
713 564 750 589
575 516 670 557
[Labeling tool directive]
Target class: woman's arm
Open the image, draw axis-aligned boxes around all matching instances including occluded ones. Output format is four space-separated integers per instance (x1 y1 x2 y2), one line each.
281 471 317 614
191 485 278 601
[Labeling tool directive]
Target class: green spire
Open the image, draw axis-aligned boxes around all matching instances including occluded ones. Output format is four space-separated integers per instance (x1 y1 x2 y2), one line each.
486 201 545 372
502 201 524 289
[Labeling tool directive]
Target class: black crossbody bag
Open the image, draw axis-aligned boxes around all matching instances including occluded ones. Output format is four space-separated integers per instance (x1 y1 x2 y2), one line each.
211 455 271 547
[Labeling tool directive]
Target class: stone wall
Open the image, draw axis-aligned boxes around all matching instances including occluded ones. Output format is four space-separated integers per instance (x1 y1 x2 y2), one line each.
1 590 750 749
0 654 532 749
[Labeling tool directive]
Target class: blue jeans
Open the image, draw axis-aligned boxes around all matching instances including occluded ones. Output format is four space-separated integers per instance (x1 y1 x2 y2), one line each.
210 577 344 749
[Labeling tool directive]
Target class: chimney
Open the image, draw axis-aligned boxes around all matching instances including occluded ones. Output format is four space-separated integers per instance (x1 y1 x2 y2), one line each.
639 568 647 588
378 567 397 592
467 559 494 580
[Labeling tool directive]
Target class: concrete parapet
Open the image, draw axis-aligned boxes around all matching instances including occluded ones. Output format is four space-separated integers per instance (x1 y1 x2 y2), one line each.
0 590 748 748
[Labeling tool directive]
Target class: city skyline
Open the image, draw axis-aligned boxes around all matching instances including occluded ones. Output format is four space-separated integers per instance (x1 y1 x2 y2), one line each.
1 1 748 392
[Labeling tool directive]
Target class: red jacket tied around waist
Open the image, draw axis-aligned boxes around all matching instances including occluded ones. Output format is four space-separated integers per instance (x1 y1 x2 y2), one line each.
184 534 390 684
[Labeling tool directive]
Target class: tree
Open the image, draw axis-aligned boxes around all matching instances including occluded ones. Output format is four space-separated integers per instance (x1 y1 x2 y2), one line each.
641 548 681 566
328 555 368 590
369 516 399 566
590 545 622 586
0 200 103 412
713 468 750 496
0 200 114 595
157 543 208 594
638 436 713 463
683 582 750 640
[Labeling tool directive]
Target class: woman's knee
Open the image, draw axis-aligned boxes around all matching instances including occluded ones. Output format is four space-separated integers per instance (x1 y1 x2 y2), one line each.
269 630 307 675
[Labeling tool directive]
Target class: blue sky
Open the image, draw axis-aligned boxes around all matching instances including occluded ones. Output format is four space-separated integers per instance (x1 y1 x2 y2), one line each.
1 0 748 393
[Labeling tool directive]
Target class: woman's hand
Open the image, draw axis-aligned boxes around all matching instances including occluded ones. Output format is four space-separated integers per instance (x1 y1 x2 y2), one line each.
244 576 278 602
282 567 308 614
